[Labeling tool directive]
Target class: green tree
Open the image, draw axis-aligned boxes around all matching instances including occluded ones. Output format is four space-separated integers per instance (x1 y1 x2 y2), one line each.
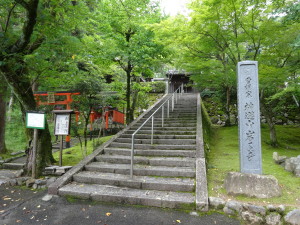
90 0 167 123
0 0 92 175
71 73 103 155
155 0 299 145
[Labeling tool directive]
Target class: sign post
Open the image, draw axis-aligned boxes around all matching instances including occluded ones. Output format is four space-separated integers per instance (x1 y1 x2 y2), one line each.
237 61 262 174
53 110 73 166
26 111 46 179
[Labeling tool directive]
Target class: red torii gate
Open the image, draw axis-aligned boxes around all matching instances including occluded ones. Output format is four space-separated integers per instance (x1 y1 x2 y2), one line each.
34 91 80 148
34 91 125 147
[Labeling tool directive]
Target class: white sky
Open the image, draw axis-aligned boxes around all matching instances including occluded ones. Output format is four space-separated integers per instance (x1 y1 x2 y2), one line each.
159 0 190 16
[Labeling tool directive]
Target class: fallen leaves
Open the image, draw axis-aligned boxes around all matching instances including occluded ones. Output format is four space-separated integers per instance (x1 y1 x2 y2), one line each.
106 212 112 217
176 220 181 223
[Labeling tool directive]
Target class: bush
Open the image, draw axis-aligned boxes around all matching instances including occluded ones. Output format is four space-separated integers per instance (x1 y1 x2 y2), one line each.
148 81 166 93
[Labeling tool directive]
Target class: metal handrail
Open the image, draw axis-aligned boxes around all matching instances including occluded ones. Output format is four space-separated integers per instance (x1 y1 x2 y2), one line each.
130 83 184 178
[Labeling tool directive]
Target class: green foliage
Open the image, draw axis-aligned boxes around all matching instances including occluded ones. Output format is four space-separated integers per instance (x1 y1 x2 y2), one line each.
5 106 27 152
147 81 166 93
201 99 213 158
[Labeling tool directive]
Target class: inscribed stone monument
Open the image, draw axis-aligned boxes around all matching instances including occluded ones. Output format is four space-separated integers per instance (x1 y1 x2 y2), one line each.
237 61 262 174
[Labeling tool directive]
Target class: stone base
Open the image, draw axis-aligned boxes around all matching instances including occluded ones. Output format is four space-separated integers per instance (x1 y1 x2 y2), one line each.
224 172 282 198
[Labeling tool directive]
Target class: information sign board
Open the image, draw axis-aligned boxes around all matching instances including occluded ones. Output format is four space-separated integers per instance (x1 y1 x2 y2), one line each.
26 112 45 129
54 114 71 135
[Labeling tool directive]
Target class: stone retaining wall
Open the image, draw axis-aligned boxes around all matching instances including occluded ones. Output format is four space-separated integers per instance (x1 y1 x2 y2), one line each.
209 197 300 225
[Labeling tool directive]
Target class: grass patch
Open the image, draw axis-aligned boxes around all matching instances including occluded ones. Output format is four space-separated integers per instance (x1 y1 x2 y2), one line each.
5 109 27 152
207 125 300 207
52 136 113 166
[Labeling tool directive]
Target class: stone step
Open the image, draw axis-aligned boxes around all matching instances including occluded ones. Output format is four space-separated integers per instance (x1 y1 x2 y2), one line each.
133 124 196 129
157 113 197 116
138 118 197 123
2 163 25 170
134 121 196 126
85 162 195 177
125 130 196 135
59 183 195 209
108 142 196 150
120 134 196 139
73 172 195 192
104 148 196 157
95 155 196 167
127 127 197 131
114 138 196 145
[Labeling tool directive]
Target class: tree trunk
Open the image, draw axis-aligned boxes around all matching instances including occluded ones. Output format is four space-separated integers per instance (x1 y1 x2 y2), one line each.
260 91 278 147
1 65 55 176
126 69 132 124
0 0 54 176
0 77 7 153
224 86 231 126
130 76 139 120
7 91 14 122
131 89 139 120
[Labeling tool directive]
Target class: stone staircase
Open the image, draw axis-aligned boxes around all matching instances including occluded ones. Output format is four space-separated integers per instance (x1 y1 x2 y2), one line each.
50 93 208 210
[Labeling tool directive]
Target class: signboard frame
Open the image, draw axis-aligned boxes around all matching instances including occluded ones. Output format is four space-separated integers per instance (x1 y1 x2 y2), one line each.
26 111 46 130
54 113 71 136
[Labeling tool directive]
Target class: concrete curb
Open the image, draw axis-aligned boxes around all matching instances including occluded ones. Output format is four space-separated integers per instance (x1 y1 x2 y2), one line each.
195 93 209 211
48 94 168 195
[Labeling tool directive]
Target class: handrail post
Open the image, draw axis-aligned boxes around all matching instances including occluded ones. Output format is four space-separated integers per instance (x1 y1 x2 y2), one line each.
162 105 164 127
176 90 178 103
172 94 174 111
151 116 154 145
167 100 170 118
131 134 135 178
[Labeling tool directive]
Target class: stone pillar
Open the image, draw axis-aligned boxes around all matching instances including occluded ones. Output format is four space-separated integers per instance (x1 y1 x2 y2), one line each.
237 61 262 174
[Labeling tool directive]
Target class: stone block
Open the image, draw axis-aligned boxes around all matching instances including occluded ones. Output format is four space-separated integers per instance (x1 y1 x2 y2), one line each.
267 205 285 214
243 203 266 216
195 158 208 211
17 178 23 186
42 194 53 202
273 152 287 164
224 172 282 198
241 211 264 225
295 165 300 177
223 200 242 215
285 157 300 173
266 213 282 225
9 179 17 186
35 179 47 185
209 197 225 210
26 178 35 188
223 207 235 215
277 205 286 214
284 209 300 225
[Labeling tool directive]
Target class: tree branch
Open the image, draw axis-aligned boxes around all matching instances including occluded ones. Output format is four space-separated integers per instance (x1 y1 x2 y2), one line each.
4 2 18 33
25 37 45 54
8 0 39 54
15 0 29 10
